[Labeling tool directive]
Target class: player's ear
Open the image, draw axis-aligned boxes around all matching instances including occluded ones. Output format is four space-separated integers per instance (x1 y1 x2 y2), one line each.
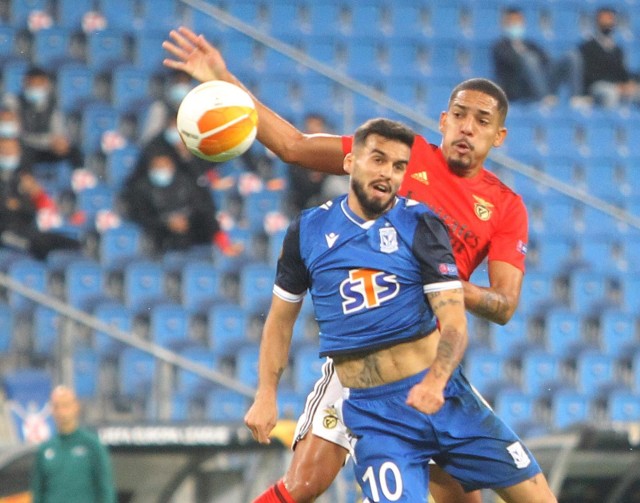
343 152 354 175
438 111 447 133
493 126 507 148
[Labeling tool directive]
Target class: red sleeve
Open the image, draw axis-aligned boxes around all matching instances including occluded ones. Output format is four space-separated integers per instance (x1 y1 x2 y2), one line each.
342 135 353 155
487 193 528 273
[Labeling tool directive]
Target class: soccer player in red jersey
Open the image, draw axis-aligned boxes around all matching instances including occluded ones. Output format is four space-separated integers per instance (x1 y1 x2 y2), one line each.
163 27 555 503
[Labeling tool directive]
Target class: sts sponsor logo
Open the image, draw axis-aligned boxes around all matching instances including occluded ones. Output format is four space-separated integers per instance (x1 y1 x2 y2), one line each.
340 268 399 314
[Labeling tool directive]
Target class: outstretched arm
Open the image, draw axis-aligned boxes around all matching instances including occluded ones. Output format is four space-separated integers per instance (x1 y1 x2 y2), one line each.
163 27 346 174
462 260 523 325
244 295 302 444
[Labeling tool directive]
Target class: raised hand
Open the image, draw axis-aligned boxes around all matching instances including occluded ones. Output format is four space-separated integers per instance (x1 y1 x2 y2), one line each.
163 26 229 83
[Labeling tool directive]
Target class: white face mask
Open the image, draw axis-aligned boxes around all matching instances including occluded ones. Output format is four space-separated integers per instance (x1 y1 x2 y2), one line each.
149 167 175 187
0 121 19 138
0 155 20 171
24 86 49 106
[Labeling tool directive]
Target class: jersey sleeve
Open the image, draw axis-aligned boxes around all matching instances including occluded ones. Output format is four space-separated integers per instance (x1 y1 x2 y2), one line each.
342 135 353 155
487 193 528 272
413 211 462 293
274 215 309 302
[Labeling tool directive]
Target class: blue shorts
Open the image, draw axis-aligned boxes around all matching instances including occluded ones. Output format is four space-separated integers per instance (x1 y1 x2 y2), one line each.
338 367 541 501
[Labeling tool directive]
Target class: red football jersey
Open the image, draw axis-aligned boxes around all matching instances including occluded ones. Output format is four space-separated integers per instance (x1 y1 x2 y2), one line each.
342 135 528 280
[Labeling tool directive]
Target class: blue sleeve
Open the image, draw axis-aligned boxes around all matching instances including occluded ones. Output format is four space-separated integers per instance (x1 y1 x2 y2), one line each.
413 211 460 284
275 215 310 296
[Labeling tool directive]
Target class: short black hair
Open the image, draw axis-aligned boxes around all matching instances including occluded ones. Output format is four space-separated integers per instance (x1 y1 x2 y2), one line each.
25 66 50 80
503 6 523 16
448 78 509 125
353 118 415 150
596 6 617 16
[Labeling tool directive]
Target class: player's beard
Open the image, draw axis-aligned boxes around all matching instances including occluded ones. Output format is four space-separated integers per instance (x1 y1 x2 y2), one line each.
351 177 395 219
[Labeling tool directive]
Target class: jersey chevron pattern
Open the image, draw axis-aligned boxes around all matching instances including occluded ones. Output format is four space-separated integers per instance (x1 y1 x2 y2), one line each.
274 195 461 357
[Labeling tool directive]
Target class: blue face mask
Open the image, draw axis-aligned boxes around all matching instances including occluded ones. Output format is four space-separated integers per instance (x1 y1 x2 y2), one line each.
505 24 525 40
0 121 19 138
149 168 175 187
167 83 191 106
24 87 49 106
164 127 181 145
0 155 20 171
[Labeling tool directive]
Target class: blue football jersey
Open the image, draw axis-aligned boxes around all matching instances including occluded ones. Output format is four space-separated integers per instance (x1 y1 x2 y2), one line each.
274 195 461 356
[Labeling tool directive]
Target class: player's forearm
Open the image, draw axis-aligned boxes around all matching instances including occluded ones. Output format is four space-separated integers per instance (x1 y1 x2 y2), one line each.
462 280 515 325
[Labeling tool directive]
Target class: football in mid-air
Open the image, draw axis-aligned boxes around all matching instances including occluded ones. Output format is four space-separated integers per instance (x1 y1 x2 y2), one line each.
176 80 258 162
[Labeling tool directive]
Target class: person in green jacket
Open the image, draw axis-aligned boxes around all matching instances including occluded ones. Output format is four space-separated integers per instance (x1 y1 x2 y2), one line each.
30 385 116 503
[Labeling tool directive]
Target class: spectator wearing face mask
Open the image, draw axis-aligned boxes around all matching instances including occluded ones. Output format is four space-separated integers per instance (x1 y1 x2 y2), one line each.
119 152 241 256
3 66 84 169
492 6 583 105
0 107 21 139
0 137 80 259
137 70 194 144
579 6 640 108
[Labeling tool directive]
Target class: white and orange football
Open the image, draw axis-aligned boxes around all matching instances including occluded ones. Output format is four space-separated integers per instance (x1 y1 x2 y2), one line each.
176 80 258 162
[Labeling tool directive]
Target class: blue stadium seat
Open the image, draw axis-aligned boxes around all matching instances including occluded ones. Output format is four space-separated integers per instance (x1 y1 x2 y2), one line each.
105 145 140 189
518 270 555 315
180 261 223 314
9 0 49 27
632 353 640 395
243 190 285 233
111 65 152 113
607 390 640 422
138 0 180 31
75 184 116 225
387 5 429 39
80 102 120 154
293 344 324 395
521 351 562 399
56 63 96 115
207 303 249 358
575 351 618 398
85 29 129 72
32 306 59 359
73 348 99 399
576 238 617 273
148 303 190 350
65 259 107 309
619 275 640 313
56 0 93 29
599 309 636 358
122 260 167 313
277 389 306 420
176 347 217 399
93 301 132 360
235 344 260 388
462 349 509 400
2 58 29 95
550 390 590 431
99 223 142 271
119 347 156 398
428 1 468 39
97 0 137 31
32 27 73 71
7 258 48 315
544 308 589 358
0 26 17 62
132 30 172 72
487 314 533 358
206 388 250 422
0 303 13 353
493 390 537 437
238 263 276 311
568 270 609 315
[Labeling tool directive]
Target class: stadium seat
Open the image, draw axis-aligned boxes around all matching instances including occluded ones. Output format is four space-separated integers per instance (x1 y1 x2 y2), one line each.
619 275 640 313
243 190 285 233
238 263 276 311
7 258 48 315
462 349 509 400
575 350 618 398
0 303 13 353
544 308 589 358
148 303 190 350
85 29 129 72
176 347 218 399
277 389 306 421
97 0 137 31
2 58 29 95
180 261 223 314
119 347 156 398
598 309 636 358
387 5 429 39
138 1 180 31
206 388 250 422
64 259 107 310
93 301 132 360
111 65 152 113
105 145 140 189
518 270 555 315
132 30 172 72
9 0 49 27
75 184 116 226
292 344 324 395
607 390 640 422
73 348 99 399
0 26 17 62
521 351 562 399
493 390 537 437
56 63 96 115
235 344 260 388
31 27 72 71
80 102 120 155
632 353 640 395
568 270 610 315
550 390 591 431
56 0 93 30
122 260 167 313
487 313 533 358
207 303 249 358
99 223 143 271
32 306 59 359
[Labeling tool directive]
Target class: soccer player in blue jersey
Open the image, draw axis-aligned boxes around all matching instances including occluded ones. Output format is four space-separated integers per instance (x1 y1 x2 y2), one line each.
244 118 551 503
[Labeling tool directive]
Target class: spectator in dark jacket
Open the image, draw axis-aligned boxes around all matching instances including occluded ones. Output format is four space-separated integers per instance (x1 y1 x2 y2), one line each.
579 6 640 107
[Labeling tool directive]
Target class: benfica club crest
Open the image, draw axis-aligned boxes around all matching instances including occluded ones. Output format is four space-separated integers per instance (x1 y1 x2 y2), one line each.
473 195 494 221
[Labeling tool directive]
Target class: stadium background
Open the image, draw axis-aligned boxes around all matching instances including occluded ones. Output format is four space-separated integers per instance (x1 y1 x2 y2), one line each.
0 0 639 501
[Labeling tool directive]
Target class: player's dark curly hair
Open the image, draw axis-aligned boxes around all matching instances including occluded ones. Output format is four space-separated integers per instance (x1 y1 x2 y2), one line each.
449 78 509 125
353 118 415 150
